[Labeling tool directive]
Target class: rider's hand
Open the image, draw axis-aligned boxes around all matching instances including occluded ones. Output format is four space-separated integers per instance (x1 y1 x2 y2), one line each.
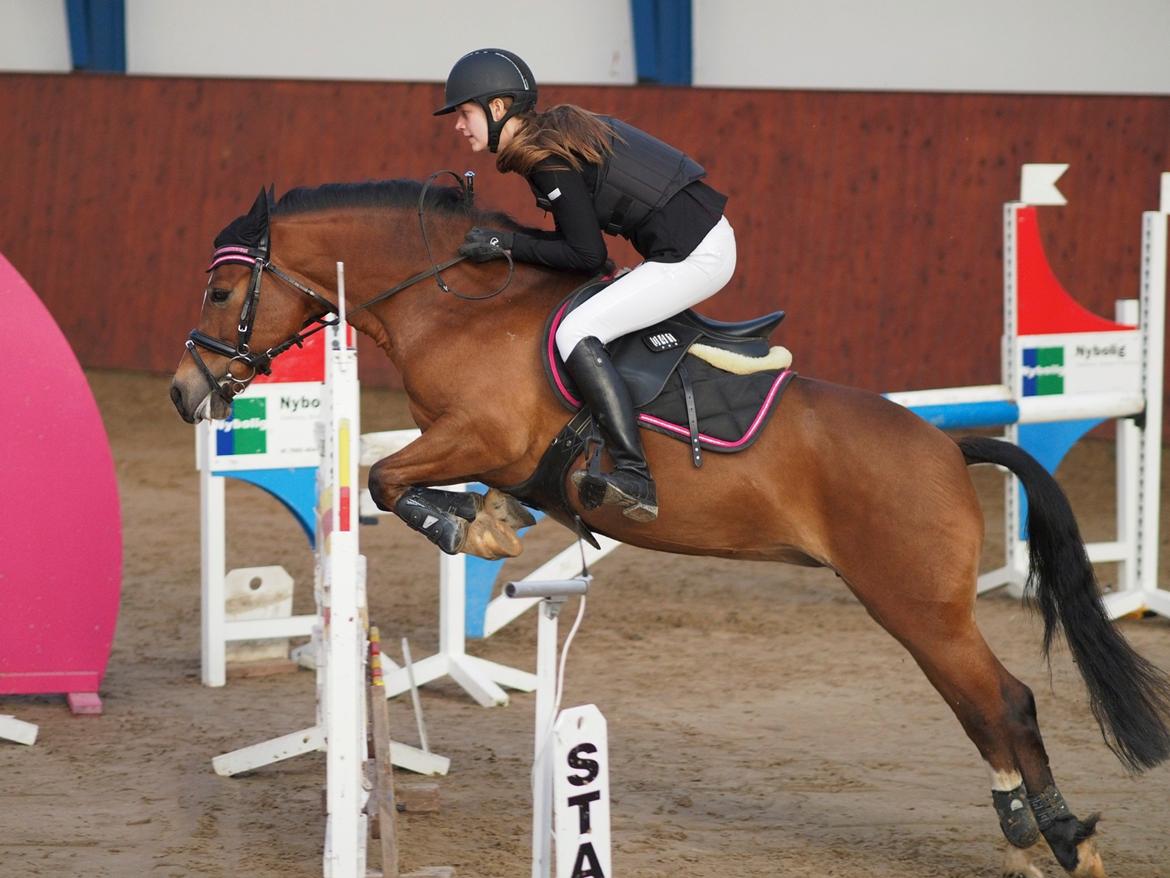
459 227 514 263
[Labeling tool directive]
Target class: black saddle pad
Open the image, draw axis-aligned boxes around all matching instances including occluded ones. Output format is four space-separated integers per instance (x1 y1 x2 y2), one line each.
542 279 796 455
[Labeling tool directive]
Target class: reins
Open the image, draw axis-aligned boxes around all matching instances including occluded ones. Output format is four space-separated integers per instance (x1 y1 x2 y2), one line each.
186 171 514 405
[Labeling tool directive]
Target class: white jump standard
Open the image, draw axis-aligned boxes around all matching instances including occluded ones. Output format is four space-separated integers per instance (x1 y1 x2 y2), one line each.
210 264 447 878
886 165 1170 620
506 574 613 878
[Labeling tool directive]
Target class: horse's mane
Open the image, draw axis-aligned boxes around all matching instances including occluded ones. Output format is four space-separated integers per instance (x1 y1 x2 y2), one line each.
214 179 519 250
276 180 470 217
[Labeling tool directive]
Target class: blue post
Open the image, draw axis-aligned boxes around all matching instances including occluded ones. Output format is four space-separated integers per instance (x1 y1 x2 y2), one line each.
66 0 126 73
630 0 692 85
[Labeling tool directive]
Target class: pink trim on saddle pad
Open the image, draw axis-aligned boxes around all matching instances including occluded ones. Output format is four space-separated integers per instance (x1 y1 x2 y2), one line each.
548 298 582 407
637 368 793 450
546 296 792 451
207 246 258 271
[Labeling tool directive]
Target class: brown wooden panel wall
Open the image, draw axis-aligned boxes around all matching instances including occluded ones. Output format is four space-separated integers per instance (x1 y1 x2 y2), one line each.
1 73 1168 399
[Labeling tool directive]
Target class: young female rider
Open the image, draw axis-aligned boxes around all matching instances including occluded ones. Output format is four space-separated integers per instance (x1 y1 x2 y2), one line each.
436 48 736 523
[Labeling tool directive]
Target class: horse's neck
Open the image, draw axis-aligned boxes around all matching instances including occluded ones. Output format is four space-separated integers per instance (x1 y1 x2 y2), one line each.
275 208 581 369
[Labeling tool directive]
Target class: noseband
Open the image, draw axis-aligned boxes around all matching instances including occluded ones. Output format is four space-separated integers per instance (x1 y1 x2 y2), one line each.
184 173 501 407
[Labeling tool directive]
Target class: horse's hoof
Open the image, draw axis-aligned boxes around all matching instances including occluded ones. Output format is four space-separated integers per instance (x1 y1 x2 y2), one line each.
1001 843 1044 878
462 507 524 560
1071 839 1106 878
484 488 536 529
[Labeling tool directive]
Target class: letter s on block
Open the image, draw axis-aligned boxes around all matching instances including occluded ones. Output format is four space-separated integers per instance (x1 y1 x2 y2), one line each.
567 743 600 786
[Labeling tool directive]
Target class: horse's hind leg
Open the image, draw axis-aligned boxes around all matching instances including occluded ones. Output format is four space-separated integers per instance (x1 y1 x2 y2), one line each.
857 582 1105 877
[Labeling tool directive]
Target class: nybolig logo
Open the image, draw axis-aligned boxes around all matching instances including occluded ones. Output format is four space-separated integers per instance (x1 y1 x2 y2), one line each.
1022 346 1064 396
216 397 267 454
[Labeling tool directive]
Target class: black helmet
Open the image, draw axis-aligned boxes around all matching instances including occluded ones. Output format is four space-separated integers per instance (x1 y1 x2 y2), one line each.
434 48 538 153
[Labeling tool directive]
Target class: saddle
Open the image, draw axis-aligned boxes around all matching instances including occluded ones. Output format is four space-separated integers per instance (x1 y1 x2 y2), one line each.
503 277 798 541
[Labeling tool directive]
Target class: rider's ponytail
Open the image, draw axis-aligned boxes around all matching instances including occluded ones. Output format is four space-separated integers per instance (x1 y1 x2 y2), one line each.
496 104 615 176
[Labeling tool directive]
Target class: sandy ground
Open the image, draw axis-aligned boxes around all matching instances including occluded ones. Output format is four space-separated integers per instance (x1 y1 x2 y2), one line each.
3 370 1170 878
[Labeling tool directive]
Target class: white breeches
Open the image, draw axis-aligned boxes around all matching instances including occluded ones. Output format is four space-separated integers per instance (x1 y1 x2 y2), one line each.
554 216 737 360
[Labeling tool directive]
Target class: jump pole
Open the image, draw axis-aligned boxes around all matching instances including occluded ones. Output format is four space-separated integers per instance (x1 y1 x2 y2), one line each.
506 576 612 878
885 165 1169 620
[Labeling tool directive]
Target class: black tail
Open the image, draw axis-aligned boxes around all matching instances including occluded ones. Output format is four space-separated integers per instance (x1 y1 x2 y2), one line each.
960 435 1170 772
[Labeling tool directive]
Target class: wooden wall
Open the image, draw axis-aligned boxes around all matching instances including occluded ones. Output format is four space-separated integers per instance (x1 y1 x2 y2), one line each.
1 73 1167 397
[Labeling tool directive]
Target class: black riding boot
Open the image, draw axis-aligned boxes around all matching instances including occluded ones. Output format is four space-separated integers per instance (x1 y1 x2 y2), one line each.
565 337 658 522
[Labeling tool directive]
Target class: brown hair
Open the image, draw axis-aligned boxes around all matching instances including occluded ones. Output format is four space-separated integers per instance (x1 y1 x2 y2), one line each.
495 103 615 176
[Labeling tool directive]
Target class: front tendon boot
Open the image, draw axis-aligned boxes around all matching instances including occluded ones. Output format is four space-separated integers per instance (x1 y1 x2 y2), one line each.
393 488 468 554
566 337 658 522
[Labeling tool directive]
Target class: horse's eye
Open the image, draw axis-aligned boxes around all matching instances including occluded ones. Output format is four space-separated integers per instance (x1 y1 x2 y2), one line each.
208 287 232 305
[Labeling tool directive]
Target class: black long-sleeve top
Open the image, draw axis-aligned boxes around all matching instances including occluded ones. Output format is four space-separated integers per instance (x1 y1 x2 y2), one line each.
510 158 727 273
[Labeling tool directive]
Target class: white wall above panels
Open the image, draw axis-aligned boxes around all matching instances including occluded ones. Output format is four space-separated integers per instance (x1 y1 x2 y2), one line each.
125 0 636 84
694 0 1170 95
0 0 71 72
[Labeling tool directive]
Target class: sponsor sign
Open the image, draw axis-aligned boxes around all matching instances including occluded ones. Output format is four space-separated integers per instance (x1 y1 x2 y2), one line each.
1018 330 1142 398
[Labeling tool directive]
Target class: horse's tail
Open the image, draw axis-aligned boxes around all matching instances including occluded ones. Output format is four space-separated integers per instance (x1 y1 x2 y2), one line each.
959 435 1170 772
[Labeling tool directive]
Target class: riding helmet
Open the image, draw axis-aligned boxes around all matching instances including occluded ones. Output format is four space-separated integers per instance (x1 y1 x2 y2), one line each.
434 48 537 152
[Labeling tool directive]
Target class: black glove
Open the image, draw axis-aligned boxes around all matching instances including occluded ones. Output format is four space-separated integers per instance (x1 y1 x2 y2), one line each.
458 227 514 263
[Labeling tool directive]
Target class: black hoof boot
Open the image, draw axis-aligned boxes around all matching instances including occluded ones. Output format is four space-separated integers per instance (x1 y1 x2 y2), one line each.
393 489 468 554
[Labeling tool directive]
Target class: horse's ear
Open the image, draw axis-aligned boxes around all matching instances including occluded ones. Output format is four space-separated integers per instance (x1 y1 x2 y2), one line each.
267 183 276 209
247 187 269 222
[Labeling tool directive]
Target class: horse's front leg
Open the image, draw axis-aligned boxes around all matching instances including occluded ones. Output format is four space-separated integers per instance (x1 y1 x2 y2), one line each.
367 419 536 560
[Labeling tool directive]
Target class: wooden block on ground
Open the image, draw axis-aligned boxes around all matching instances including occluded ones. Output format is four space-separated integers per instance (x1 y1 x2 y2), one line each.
226 658 300 680
367 867 455 878
396 781 441 813
371 780 440 836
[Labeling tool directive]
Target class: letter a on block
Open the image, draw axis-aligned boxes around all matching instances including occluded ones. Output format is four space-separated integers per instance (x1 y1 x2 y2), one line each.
554 705 611 878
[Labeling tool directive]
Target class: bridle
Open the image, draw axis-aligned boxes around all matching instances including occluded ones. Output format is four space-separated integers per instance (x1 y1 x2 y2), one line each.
185 172 512 406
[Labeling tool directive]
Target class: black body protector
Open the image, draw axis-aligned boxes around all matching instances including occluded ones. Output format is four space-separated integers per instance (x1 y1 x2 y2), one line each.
530 116 707 237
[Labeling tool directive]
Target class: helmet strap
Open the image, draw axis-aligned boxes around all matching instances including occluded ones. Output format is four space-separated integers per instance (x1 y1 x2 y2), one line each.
480 98 530 153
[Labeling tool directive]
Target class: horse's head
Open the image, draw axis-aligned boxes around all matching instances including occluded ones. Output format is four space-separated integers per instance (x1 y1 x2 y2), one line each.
170 187 338 422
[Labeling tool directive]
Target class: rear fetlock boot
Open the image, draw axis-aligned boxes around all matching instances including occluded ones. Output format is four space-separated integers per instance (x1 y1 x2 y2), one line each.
565 337 658 522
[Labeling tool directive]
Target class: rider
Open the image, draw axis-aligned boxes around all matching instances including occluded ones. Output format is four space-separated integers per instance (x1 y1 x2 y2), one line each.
436 48 736 523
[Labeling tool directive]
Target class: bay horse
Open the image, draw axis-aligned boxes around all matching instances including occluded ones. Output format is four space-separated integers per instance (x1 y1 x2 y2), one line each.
171 181 1170 877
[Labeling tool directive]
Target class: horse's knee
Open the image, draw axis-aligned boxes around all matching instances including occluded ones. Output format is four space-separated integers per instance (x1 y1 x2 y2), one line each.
368 459 402 511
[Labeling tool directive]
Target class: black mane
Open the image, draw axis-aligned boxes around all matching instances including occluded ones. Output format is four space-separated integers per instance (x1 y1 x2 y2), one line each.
213 179 518 251
275 179 470 217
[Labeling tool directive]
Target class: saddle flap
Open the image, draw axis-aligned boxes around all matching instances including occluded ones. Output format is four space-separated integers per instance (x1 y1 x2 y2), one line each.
546 279 781 409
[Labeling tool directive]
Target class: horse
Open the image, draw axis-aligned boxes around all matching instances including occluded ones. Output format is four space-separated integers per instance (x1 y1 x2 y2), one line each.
170 180 1170 877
